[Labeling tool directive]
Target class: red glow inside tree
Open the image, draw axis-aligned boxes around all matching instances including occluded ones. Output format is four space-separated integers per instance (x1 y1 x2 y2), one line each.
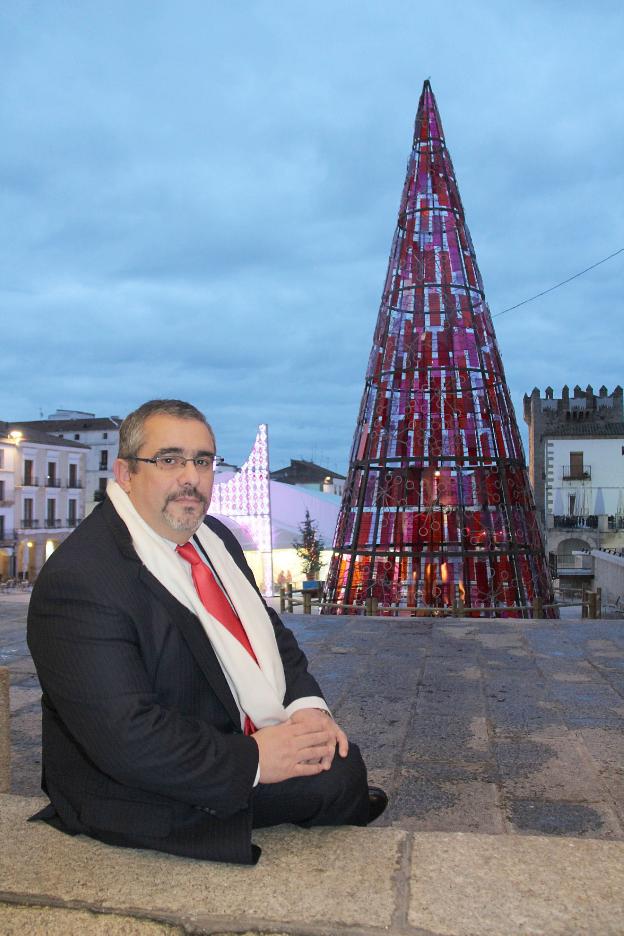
323 81 555 618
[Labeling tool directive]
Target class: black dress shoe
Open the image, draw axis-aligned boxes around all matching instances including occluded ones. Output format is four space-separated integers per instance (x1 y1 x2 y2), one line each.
367 786 388 824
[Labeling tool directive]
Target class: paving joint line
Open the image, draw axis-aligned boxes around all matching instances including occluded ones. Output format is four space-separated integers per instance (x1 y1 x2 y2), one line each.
389 828 414 933
478 639 513 835
0 892 417 936
584 658 624 700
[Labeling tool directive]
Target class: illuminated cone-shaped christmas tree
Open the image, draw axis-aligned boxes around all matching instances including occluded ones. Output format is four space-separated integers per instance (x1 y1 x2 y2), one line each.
324 80 554 617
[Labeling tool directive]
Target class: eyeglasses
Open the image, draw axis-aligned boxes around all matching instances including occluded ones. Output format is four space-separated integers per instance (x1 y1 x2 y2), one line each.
127 454 217 472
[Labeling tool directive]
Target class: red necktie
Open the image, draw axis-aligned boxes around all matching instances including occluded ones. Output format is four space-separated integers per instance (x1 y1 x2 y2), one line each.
176 541 257 734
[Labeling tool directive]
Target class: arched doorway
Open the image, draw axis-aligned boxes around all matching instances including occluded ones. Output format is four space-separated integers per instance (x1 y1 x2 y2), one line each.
557 537 592 562
17 541 37 581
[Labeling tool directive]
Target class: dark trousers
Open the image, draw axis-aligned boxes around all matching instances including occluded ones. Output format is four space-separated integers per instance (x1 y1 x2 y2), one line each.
251 742 369 829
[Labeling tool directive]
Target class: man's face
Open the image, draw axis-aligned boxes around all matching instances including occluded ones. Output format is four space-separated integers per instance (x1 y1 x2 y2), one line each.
114 414 215 544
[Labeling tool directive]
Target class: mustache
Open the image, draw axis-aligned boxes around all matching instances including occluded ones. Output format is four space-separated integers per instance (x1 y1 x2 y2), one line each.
164 486 208 508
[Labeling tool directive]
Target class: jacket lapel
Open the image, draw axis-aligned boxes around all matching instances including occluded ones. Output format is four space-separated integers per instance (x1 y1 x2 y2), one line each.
101 498 242 728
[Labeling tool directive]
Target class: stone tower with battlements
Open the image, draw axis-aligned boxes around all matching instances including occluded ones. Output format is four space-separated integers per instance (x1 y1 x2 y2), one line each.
523 385 624 522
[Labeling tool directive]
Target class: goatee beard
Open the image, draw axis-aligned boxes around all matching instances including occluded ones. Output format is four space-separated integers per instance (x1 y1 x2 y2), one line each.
162 486 208 532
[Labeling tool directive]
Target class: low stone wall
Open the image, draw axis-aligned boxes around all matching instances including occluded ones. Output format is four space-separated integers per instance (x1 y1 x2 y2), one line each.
1 794 624 936
592 549 624 609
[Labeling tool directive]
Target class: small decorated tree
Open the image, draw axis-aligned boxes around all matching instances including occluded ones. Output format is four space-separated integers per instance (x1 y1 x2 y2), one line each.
293 510 325 581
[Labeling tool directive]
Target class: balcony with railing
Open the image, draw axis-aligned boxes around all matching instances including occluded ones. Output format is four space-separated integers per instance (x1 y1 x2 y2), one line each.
20 477 38 487
66 517 83 528
44 519 63 529
0 530 14 546
553 515 598 529
45 478 62 488
66 478 83 488
561 465 591 481
19 519 40 530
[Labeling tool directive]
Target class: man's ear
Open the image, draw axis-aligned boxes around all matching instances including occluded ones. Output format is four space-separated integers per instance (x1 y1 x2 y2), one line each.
113 458 132 493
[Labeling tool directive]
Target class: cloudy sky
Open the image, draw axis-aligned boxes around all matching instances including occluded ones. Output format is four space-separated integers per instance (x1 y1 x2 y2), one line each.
1 1 622 472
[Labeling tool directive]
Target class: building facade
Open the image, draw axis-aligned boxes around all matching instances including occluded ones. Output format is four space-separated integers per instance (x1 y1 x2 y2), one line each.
0 423 88 580
0 436 17 579
270 459 346 496
523 385 624 567
15 410 121 512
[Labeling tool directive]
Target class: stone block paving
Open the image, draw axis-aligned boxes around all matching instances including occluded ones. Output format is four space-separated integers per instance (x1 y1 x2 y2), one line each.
1 595 623 840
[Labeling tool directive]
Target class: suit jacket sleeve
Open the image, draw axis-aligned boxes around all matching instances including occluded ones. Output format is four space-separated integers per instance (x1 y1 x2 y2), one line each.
204 516 326 707
27 563 259 819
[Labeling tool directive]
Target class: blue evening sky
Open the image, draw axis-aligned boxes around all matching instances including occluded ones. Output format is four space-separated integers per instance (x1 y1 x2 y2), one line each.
1 1 622 472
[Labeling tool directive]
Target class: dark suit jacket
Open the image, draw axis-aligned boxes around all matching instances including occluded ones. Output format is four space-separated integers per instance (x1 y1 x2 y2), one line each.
27 498 323 864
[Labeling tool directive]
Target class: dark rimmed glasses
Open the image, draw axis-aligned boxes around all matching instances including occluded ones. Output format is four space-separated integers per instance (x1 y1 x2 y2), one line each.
127 454 217 472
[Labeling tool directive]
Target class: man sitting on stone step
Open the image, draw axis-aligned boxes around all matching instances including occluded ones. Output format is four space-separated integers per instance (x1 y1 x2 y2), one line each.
28 399 387 863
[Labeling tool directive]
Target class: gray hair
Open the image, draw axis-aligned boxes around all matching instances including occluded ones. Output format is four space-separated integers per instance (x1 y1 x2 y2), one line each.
118 400 215 472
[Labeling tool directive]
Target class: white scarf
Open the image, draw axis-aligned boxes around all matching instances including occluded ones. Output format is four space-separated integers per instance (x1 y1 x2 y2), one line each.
106 480 325 730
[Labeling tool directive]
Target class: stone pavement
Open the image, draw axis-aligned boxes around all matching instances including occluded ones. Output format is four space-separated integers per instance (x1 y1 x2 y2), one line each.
6 597 623 838
1 594 624 933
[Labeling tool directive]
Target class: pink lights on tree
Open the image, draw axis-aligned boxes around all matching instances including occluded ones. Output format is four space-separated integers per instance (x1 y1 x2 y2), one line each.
323 81 554 617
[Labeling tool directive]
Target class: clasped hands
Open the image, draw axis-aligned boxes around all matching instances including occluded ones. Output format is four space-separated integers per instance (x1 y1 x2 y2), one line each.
251 708 348 784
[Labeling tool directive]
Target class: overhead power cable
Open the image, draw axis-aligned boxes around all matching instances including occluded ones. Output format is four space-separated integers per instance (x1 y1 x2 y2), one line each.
493 247 624 318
